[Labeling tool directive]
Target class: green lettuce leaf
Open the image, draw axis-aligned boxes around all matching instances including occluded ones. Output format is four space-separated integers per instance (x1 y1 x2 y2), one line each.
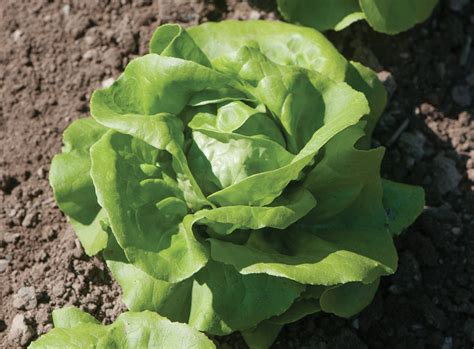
209 225 396 286
189 261 303 335
360 0 438 34
277 0 363 32
49 118 108 255
277 0 438 34
187 20 385 147
382 179 425 236
90 131 208 283
242 321 283 349
29 308 215 349
320 278 380 318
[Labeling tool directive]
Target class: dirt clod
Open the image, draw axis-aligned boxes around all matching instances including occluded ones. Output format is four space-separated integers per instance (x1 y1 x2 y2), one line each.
12 287 37 310
7 314 35 346
0 260 9 273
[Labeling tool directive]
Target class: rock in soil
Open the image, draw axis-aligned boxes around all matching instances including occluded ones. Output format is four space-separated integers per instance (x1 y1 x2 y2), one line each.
3 233 20 244
0 260 9 273
7 314 35 346
22 212 39 228
12 286 37 310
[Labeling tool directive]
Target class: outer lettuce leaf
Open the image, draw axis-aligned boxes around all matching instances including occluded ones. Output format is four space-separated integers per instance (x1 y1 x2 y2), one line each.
241 297 321 349
303 126 424 233
303 125 385 223
269 298 321 325
90 131 208 283
242 322 283 349
360 0 438 34
277 0 438 34
277 0 363 32
320 278 380 318
69 210 108 256
104 234 193 323
108 259 193 322
102 193 314 335
28 324 107 349
29 308 215 349
52 307 100 328
344 62 387 148
186 20 348 81
49 118 108 255
189 261 303 335
209 226 396 286
106 256 304 336
382 179 425 236
29 306 110 349
96 312 214 348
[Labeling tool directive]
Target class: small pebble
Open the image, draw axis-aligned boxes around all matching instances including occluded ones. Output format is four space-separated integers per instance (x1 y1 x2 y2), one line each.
0 259 8 273
22 212 38 228
12 30 23 41
442 337 453 349
101 77 115 88
62 4 71 16
377 70 397 99
3 233 20 244
12 286 37 310
36 167 46 179
73 239 84 259
249 10 261 20
451 227 461 235
83 49 97 61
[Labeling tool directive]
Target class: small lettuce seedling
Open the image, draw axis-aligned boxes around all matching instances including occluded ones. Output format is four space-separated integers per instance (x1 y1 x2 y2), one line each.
29 307 215 348
48 21 424 348
277 0 439 34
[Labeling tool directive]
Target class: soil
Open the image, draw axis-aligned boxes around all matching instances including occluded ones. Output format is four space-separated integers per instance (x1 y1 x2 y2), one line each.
0 0 473 348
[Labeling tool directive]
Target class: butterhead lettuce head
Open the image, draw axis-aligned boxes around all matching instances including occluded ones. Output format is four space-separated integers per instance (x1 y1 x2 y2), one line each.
49 20 424 348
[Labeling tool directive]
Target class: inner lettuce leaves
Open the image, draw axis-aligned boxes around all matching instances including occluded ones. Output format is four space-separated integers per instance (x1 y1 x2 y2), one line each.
48 20 424 348
277 0 439 34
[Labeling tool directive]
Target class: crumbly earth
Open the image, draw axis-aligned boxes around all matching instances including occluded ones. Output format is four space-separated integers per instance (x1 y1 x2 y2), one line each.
0 0 473 348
